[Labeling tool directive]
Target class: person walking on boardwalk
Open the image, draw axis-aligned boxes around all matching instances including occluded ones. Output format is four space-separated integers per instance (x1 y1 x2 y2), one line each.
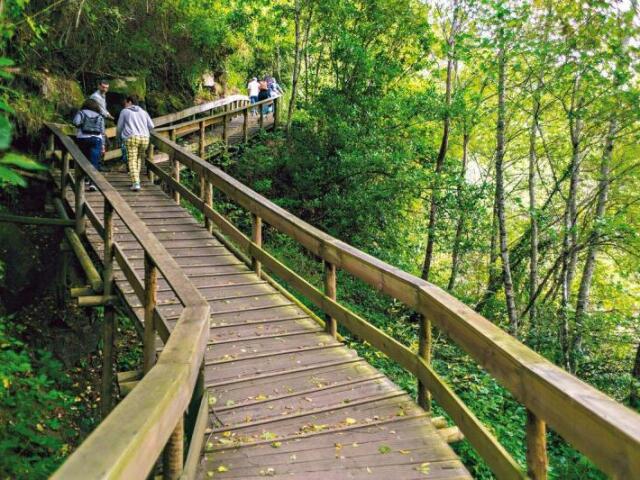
116 94 154 191
248 77 259 115
258 78 271 115
90 79 114 120
72 98 105 192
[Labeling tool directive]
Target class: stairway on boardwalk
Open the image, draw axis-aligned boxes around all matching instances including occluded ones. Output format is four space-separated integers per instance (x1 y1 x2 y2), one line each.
68 170 470 480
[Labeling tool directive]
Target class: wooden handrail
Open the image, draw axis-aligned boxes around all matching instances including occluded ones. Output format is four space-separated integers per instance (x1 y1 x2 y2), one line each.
151 132 640 479
46 123 210 479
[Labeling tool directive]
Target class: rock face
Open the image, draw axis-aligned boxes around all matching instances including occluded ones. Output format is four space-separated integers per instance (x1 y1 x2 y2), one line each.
106 76 147 118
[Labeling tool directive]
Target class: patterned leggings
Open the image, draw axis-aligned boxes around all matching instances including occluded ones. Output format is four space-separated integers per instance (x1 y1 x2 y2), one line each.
124 136 149 184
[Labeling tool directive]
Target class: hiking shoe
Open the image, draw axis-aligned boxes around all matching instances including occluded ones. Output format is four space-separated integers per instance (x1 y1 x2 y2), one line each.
86 183 97 192
130 183 141 191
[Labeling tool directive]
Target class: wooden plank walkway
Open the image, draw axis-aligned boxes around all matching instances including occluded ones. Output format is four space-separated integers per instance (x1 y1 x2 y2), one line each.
66 173 471 480
59 108 470 479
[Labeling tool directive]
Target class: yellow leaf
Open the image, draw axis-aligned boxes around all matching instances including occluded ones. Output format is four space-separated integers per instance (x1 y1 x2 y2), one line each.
271 441 282 448
255 394 268 401
222 431 233 438
345 417 357 425
36 423 44 432
217 465 229 473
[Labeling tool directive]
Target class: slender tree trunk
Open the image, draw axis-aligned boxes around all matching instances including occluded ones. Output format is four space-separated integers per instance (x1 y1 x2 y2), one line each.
528 95 540 338
571 118 616 371
631 341 640 410
476 190 500 312
448 131 469 291
286 0 302 135
495 34 518 335
420 3 459 282
559 81 583 370
421 51 454 282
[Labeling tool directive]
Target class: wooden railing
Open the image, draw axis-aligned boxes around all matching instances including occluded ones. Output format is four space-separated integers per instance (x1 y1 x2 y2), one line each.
147 128 640 480
46 123 211 479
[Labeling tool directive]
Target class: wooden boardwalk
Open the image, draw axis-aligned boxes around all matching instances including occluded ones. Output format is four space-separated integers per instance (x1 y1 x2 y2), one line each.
66 169 470 477
55 101 470 478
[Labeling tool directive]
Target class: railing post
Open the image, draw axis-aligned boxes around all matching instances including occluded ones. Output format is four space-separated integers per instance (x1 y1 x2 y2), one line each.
243 107 249 143
417 314 432 412
171 152 180 204
100 199 115 418
143 253 158 373
148 142 156 183
163 416 184 480
223 113 229 150
47 133 55 159
199 120 205 158
200 177 213 234
74 164 86 236
526 410 548 479
251 213 262 277
259 103 264 130
61 151 70 197
324 261 337 338
273 97 279 129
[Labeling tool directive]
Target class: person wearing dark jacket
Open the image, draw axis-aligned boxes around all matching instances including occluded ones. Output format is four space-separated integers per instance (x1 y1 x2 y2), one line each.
116 95 154 191
72 98 105 191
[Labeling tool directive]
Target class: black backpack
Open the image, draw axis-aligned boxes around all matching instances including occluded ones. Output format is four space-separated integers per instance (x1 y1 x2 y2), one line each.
80 111 103 135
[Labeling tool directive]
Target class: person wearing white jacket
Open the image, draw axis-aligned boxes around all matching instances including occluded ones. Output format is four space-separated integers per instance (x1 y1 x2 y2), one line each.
116 95 154 191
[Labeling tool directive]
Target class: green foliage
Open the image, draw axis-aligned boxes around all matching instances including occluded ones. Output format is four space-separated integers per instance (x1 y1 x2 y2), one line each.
0 317 75 479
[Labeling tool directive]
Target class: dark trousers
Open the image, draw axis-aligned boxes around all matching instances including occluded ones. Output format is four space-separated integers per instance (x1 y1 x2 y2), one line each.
77 136 103 171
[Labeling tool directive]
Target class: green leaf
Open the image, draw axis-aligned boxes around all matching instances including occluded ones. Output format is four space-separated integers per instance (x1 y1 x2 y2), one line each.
0 58 14 67
1 153 47 171
0 116 11 150
0 165 26 187
0 100 14 114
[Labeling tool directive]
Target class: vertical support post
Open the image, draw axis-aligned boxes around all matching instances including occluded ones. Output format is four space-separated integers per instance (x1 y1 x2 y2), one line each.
47 133 55 159
143 253 158 373
324 261 337 338
200 177 213 234
222 113 229 150
526 410 548 480
251 213 262 277
273 97 279 129
259 103 264 130
243 108 249 143
100 200 115 418
163 416 184 480
148 142 156 183
417 314 432 412
171 153 180 204
74 165 86 236
61 152 70 196
199 120 205 158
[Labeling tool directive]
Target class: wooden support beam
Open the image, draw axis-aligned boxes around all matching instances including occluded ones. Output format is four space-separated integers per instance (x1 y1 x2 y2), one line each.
147 143 155 183
61 151 70 194
273 97 279 128
171 152 180 204
243 108 249 143
438 426 464 444
77 295 118 307
324 261 337 338
143 253 158 374
251 213 262 277
74 168 86 235
163 416 184 480
418 314 432 412
0 213 75 227
526 410 548 480
70 286 94 298
200 178 213 234
101 200 116 419
198 120 205 158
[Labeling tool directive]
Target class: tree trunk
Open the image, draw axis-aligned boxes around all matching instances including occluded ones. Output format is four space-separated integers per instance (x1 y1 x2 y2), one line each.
528 95 540 338
476 189 500 312
286 0 302 135
420 3 459 282
448 131 469 291
559 77 583 371
495 33 518 335
571 118 616 371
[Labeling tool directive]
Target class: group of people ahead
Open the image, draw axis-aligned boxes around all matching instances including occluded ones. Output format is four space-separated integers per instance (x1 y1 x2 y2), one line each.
247 76 282 114
72 79 154 192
